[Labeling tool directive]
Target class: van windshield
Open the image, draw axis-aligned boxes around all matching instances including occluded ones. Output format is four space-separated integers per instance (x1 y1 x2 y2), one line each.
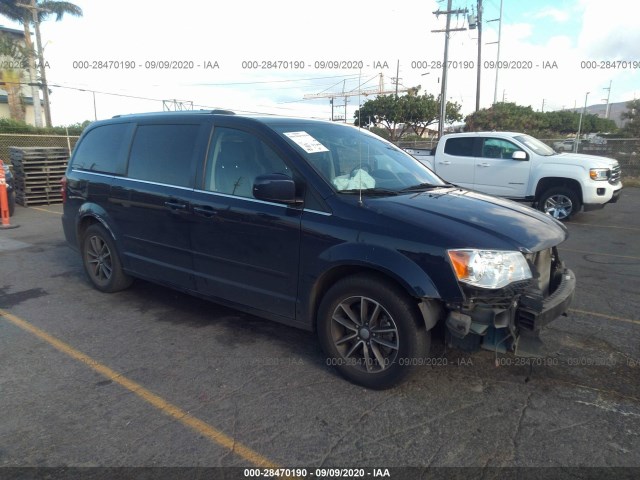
271 123 446 194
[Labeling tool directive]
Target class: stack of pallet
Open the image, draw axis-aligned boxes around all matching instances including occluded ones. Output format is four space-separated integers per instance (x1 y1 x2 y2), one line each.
10 146 69 207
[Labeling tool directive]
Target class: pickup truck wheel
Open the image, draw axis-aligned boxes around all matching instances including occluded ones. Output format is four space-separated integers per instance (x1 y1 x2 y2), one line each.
538 187 581 221
82 224 133 293
317 274 429 389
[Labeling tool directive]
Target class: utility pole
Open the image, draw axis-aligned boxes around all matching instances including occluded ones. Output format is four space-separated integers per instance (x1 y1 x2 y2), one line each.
487 0 503 105
433 0 468 137
541 98 545 112
602 80 612 119
393 60 400 97
475 0 483 111
575 91 589 153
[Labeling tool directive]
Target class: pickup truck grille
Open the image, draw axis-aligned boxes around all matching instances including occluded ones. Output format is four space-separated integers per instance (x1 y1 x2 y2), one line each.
609 164 621 185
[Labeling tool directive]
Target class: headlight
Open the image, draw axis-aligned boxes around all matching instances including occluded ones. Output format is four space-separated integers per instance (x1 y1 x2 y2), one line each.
447 249 532 289
589 168 610 181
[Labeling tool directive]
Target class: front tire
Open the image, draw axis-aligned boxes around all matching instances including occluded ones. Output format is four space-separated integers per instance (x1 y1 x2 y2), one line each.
82 224 133 293
317 274 429 389
538 187 581 221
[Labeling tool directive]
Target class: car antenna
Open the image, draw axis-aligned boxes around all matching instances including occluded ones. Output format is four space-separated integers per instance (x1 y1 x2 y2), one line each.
357 68 363 207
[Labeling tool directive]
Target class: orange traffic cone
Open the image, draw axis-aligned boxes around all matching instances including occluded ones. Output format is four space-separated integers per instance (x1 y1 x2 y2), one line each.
0 159 19 230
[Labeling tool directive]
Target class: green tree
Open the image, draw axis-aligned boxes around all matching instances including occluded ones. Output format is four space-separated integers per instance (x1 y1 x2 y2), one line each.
355 94 410 141
465 103 544 132
621 99 640 137
465 102 617 137
404 92 462 137
354 91 462 141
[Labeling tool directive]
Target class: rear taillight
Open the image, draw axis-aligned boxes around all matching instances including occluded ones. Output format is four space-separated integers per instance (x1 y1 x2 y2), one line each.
61 175 67 203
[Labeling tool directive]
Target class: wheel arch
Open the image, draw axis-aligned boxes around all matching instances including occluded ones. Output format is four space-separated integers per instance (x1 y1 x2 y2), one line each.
307 253 443 334
75 203 118 245
534 177 583 204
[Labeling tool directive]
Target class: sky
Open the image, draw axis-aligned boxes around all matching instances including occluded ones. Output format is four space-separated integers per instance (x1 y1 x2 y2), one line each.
1 0 638 126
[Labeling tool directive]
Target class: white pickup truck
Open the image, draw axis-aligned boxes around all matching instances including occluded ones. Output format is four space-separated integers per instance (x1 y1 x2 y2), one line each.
405 131 622 220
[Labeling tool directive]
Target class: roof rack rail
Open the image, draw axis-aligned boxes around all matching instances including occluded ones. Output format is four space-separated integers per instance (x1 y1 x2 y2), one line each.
112 109 236 119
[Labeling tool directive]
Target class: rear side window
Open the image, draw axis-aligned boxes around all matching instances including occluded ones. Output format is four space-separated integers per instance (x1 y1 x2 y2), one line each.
127 124 200 187
71 123 134 175
444 137 475 156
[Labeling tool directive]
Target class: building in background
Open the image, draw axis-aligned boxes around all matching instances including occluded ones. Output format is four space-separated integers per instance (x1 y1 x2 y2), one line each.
0 25 44 127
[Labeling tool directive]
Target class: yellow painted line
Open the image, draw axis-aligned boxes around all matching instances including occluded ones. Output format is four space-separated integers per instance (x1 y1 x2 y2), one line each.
0 308 280 468
569 308 640 326
562 249 640 260
30 206 62 215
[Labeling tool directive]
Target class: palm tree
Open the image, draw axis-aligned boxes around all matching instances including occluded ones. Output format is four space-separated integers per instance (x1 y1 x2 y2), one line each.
0 0 82 127
33 1 83 127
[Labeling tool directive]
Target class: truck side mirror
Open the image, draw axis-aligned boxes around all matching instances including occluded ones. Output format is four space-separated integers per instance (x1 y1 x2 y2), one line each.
512 151 528 161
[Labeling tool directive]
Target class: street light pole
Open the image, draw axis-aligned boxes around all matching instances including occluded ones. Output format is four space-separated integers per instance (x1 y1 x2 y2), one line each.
575 91 589 153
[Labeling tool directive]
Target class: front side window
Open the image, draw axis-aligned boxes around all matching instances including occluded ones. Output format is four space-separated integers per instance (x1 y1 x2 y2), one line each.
127 124 199 187
204 127 291 198
481 138 520 159
71 123 134 175
271 123 444 193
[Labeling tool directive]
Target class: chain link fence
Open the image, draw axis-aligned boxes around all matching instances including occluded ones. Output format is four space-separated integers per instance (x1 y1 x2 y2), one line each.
0 133 79 166
1 133 638 179
396 137 640 178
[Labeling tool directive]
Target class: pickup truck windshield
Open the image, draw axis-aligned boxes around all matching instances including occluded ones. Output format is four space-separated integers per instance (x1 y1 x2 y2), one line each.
514 134 556 156
272 123 445 193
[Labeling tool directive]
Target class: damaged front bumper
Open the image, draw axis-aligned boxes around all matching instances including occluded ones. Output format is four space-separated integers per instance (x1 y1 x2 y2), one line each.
445 249 576 357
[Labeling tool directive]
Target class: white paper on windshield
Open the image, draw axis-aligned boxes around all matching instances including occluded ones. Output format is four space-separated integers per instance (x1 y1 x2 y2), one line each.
283 131 329 153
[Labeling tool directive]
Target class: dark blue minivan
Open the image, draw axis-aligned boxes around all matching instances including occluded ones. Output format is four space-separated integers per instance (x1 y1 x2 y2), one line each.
62 111 575 388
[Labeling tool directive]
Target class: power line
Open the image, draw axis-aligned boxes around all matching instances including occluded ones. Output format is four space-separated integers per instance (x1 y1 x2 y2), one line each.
184 74 362 87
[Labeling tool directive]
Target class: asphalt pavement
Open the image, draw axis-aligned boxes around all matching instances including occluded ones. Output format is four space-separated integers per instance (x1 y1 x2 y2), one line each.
0 190 638 477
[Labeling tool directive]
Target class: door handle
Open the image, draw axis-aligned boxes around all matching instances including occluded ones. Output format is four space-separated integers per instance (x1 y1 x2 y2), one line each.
193 206 218 218
477 163 491 167
438 160 451 165
164 200 188 211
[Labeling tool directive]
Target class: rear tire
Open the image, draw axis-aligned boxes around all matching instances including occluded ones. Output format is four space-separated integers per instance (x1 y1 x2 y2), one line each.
81 224 133 293
538 187 581 221
317 274 430 389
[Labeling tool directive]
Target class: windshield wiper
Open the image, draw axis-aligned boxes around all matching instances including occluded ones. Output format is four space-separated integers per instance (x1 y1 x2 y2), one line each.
339 188 399 196
398 182 450 192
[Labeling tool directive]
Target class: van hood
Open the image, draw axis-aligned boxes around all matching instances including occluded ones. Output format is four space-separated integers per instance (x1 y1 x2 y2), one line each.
366 187 568 253
553 152 619 168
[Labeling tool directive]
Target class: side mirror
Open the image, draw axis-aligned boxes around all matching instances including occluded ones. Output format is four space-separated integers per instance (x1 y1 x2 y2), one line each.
253 174 300 204
512 151 528 161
